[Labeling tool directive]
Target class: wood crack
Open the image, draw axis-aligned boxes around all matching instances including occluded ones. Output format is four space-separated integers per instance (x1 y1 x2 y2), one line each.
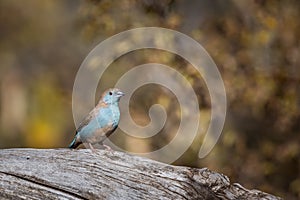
0 171 88 200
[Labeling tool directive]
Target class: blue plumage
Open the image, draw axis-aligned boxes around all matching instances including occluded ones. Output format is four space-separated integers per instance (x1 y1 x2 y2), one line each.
68 88 124 151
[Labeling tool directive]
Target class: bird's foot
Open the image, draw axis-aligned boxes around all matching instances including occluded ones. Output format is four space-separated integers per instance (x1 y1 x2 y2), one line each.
103 144 113 152
88 143 98 154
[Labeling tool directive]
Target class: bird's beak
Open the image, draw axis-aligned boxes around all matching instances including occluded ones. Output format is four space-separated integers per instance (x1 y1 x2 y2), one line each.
117 91 125 97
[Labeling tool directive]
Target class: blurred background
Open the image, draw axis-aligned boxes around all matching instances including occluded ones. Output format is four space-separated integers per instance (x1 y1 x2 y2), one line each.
0 0 299 199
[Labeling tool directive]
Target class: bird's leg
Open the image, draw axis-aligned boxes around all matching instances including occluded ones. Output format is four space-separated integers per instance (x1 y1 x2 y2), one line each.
103 144 112 151
88 143 97 153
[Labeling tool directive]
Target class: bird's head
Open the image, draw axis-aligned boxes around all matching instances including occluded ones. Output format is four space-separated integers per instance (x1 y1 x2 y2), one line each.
101 88 125 105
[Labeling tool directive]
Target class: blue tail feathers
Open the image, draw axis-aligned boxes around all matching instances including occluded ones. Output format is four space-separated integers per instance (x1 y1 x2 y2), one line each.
68 135 81 149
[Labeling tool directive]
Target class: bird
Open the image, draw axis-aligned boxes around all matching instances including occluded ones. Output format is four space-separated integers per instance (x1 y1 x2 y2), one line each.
68 88 125 152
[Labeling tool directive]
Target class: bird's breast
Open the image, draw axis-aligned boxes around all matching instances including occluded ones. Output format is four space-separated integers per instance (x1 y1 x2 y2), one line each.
97 105 120 127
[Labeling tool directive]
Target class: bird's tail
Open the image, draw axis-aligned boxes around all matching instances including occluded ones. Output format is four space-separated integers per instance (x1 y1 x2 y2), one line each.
68 135 81 149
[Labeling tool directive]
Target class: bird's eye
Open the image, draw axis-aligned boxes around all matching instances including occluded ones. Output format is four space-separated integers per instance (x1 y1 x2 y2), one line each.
109 92 112 95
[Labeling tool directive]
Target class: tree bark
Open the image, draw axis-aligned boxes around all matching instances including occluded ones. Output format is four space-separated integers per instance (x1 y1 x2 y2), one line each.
0 148 281 200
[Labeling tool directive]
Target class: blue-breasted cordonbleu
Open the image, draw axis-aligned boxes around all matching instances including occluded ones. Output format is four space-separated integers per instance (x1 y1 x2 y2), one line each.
68 88 125 151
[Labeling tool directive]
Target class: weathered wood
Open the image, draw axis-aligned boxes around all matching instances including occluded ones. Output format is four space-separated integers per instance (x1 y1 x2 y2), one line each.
0 149 281 200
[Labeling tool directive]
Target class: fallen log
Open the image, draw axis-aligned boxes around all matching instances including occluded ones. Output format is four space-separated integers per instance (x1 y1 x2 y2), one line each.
0 148 281 200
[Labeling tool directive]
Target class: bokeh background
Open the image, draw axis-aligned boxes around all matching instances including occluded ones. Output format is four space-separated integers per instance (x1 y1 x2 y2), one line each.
0 0 299 199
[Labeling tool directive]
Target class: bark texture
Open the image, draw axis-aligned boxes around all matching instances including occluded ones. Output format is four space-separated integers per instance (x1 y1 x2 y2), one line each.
0 148 281 200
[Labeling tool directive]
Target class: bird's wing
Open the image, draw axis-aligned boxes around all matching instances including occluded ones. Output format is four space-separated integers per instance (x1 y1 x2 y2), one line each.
75 108 99 134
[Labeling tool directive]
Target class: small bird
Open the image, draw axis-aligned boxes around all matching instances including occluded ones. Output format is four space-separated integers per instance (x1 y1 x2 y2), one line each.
68 88 125 151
